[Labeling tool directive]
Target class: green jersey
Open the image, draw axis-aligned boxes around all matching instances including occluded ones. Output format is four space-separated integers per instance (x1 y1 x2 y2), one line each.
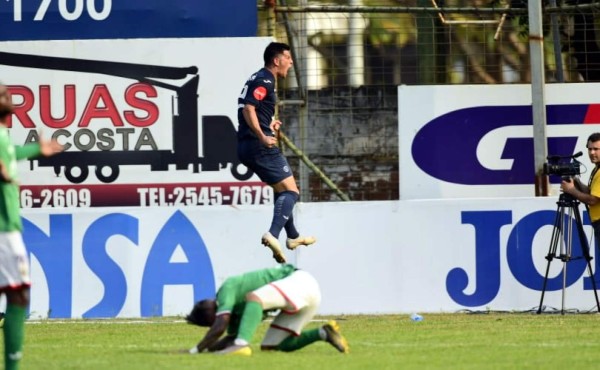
0 126 41 232
216 264 296 335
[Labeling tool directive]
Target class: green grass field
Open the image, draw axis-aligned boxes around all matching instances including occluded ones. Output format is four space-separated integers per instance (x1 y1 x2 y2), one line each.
11 313 600 369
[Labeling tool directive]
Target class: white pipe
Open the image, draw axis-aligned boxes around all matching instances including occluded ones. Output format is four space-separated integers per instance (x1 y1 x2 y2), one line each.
348 0 364 87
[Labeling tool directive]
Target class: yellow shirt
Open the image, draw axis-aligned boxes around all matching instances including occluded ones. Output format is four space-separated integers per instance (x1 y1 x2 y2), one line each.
589 167 600 222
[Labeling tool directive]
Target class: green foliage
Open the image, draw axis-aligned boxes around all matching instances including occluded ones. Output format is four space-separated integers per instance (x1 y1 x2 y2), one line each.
367 15 417 47
14 313 600 370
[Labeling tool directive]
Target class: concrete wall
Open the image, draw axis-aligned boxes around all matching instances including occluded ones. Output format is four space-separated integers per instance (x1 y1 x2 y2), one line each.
279 86 399 201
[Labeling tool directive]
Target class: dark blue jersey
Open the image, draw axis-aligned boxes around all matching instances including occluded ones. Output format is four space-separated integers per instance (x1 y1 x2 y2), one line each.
237 68 276 140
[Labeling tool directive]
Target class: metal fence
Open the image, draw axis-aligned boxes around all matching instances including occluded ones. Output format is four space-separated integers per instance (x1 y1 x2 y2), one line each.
256 0 600 202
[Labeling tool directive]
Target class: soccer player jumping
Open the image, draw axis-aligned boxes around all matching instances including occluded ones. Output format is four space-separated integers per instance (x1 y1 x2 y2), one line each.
236 42 316 263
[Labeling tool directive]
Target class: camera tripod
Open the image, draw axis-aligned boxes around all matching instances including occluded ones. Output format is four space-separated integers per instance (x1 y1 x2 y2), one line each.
537 192 600 314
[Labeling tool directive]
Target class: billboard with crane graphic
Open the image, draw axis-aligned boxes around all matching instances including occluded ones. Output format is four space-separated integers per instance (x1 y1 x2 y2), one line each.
0 37 274 207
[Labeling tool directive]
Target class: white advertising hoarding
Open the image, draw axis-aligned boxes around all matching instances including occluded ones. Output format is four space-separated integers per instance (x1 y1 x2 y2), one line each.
0 37 274 208
23 197 600 318
399 84 600 199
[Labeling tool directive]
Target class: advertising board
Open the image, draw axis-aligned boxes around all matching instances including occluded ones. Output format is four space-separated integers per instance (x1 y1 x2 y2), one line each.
0 0 256 40
0 37 274 208
399 84 600 199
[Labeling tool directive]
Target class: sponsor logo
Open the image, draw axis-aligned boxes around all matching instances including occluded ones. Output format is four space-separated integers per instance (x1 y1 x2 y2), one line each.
253 86 267 101
446 209 597 307
2 51 254 187
412 104 600 185
24 211 216 318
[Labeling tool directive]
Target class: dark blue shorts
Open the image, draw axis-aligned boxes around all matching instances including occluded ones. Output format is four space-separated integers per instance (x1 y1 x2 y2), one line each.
238 139 293 185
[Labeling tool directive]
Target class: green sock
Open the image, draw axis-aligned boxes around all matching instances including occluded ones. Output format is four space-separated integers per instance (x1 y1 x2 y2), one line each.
237 301 263 343
4 305 26 370
276 328 321 352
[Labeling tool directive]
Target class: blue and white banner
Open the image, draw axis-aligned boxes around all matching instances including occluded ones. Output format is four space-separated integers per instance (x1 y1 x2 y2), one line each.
23 198 600 318
399 84 600 199
26 205 280 319
0 0 257 41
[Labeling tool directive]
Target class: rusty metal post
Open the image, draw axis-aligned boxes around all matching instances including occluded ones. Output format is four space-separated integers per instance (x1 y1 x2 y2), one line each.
529 0 549 196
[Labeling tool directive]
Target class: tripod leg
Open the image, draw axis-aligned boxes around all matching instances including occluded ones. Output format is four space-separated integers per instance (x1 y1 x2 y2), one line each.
538 204 565 314
573 208 600 312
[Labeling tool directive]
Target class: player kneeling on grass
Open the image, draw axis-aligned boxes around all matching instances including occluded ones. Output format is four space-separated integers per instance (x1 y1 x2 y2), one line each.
185 264 349 356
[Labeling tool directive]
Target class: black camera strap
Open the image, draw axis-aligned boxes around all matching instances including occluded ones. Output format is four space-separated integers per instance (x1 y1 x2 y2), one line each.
589 165 599 188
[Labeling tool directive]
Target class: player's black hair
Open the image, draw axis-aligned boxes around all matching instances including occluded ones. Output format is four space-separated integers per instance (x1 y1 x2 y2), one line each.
185 299 216 327
588 133 600 144
0 83 13 120
263 42 291 66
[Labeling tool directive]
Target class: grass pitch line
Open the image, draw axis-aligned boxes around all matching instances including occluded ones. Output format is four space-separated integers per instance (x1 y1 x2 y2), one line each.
24 318 335 325
26 319 187 325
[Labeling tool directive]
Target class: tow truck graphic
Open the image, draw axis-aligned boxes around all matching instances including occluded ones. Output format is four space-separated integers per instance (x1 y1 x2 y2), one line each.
0 51 252 183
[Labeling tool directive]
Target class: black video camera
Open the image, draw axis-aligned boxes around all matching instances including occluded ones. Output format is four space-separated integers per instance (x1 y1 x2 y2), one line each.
543 151 583 180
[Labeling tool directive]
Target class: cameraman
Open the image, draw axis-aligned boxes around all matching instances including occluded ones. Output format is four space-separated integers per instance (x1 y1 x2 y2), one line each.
560 132 600 242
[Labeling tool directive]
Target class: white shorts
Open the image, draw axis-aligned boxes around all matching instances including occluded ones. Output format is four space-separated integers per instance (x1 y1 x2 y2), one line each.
253 270 321 346
0 231 30 291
